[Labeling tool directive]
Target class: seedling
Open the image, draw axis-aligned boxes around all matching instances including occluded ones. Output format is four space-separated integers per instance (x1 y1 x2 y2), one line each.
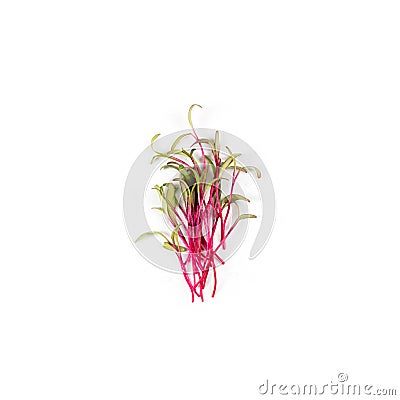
136 105 261 301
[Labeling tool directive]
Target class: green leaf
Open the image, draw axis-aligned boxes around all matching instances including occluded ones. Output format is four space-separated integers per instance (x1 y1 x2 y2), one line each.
225 146 242 171
150 154 161 164
151 207 165 213
164 183 177 206
204 177 228 193
191 167 201 184
178 148 200 170
204 155 216 174
162 183 178 222
188 104 202 130
246 165 262 178
163 242 187 252
219 148 243 177
160 164 181 172
179 168 196 187
200 166 209 183
152 184 178 223
167 149 192 160
173 178 191 197
221 194 250 205
151 153 172 164
219 156 234 176
152 185 163 200
225 145 233 156
237 213 257 221
191 138 215 149
214 130 220 152
178 149 192 158
227 166 248 173
170 225 181 246
151 133 161 144
150 152 189 165
171 133 192 151
135 231 170 243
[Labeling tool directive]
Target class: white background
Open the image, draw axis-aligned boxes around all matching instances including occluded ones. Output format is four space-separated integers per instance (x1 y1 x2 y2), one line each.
1 1 399 399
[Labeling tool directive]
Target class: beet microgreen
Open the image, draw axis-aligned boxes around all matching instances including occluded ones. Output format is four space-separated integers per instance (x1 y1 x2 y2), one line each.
136 105 261 301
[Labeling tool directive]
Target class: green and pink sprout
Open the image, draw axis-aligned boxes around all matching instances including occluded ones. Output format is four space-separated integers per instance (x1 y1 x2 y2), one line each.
136 105 261 301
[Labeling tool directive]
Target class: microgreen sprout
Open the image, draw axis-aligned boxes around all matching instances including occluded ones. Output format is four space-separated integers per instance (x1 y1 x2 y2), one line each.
136 105 261 301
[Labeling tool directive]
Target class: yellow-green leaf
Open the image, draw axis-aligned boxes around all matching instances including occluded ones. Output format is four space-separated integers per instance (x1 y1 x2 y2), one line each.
163 242 187 252
151 133 161 144
135 231 170 243
221 194 250 205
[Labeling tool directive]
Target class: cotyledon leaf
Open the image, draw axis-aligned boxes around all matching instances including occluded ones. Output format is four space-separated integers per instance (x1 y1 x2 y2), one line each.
236 213 257 222
172 178 191 201
226 146 236 171
226 166 248 173
151 133 161 144
191 138 215 150
188 104 202 130
214 130 220 152
164 183 178 216
151 207 165 213
163 242 187 252
228 214 258 233
160 164 181 172
135 231 171 243
221 194 250 205
219 156 234 176
204 155 216 174
245 165 262 178
170 224 182 246
204 177 228 193
170 133 192 152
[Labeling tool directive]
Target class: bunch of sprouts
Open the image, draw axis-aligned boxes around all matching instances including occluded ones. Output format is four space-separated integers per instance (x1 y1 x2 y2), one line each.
137 105 261 301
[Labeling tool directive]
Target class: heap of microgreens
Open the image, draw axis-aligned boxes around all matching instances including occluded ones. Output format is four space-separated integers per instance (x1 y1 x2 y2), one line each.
136 105 261 302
